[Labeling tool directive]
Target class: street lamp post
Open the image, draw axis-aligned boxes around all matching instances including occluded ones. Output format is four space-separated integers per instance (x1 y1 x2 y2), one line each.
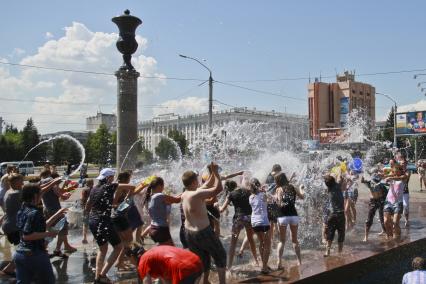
179 54 213 133
376 92 398 149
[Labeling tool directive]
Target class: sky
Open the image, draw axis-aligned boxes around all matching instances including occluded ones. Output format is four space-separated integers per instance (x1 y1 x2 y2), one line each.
1 0 426 133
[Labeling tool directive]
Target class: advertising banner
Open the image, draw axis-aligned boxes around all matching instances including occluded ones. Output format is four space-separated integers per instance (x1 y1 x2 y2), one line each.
340 97 350 127
396 111 426 136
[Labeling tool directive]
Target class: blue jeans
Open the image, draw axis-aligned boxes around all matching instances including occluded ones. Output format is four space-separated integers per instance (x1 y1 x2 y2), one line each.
13 250 55 284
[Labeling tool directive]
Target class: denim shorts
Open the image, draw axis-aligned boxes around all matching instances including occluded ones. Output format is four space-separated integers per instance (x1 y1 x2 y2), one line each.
384 201 403 214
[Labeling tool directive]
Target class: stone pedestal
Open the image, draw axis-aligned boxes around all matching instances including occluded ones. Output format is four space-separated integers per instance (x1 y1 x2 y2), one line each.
116 69 140 171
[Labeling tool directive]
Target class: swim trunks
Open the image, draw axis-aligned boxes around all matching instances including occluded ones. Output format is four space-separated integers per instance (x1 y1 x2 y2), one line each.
185 226 226 271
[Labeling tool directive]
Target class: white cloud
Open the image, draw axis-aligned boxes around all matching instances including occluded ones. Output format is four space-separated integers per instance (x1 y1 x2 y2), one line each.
0 22 165 133
153 96 208 117
398 100 426 113
45 32 54 39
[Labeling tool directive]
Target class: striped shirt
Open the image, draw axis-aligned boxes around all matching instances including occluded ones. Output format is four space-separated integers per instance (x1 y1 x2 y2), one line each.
402 270 426 284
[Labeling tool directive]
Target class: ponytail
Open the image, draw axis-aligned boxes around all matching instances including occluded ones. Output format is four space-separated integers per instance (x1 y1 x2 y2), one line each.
144 176 164 205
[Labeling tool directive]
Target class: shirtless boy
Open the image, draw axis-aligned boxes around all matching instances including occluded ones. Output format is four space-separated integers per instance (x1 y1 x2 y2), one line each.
181 163 227 284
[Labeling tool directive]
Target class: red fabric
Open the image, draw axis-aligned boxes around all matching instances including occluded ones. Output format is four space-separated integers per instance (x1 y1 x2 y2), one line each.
138 245 203 284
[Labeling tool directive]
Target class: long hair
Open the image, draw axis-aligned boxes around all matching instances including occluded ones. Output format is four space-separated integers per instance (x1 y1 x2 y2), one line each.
249 178 261 195
145 176 164 205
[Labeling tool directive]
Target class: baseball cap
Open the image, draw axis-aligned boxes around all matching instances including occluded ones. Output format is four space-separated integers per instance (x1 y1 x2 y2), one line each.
96 168 116 180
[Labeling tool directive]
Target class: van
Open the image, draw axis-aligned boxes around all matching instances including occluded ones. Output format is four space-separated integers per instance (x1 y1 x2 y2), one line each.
0 161 35 176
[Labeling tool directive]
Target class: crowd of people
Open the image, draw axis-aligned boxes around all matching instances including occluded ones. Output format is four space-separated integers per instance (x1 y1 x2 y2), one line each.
0 154 424 283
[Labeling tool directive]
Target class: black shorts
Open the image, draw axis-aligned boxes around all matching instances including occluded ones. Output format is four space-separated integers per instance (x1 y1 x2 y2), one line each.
111 214 130 232
267 203 279 223
326 213 345 243
89 217 121 247
185 226 227 271
6 231 20 245
149 225 172 244
252 225 270 233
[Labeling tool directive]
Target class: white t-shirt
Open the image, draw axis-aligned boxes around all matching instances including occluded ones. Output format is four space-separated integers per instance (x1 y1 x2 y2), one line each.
249 192 269 227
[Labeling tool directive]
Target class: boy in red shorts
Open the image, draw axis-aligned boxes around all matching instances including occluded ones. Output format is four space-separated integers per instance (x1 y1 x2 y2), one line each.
128 245 203 284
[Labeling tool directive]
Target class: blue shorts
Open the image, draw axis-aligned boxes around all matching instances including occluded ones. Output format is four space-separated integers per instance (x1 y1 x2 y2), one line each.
384 201 403 214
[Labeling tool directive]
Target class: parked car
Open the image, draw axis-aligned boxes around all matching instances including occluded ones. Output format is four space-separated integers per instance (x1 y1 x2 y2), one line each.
0 161 35 176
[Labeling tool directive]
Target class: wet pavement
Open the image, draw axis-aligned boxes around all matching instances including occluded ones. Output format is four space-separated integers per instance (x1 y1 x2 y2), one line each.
1 177 426 284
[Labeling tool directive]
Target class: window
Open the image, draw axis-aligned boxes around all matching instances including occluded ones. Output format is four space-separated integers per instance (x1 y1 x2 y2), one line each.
352 89 356 94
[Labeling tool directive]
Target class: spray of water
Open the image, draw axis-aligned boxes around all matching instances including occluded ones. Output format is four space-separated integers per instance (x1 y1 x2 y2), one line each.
119 138 143 172
20 134 86 178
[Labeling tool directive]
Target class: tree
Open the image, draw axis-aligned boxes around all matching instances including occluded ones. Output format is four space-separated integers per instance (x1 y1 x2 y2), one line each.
20 118 44 162
86 124 114 167
168 130 188 155
382 107 395 142
139 148 154 165
155 137 178 160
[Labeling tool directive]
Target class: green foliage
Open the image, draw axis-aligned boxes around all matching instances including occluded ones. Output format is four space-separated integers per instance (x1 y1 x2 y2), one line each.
46 138 81 165
85 124 115 166
168 130 188 155
382 107 394 142
139 148 154 165
155 137 178 160
21 118 44 162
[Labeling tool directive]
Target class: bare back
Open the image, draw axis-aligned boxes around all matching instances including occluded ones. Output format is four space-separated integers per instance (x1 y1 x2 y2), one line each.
182 189 210 231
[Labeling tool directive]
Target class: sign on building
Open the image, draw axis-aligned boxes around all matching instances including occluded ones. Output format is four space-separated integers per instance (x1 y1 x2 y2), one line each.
396 111 426 136
340 97 350 128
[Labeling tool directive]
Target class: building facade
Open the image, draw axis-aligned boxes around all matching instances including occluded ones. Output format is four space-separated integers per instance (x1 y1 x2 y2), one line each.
308 71 376 140
138 108 309 152
86 112 117 133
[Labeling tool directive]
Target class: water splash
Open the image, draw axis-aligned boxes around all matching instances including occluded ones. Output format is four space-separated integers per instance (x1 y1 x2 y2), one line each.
20 134 86 178
119 138 143 172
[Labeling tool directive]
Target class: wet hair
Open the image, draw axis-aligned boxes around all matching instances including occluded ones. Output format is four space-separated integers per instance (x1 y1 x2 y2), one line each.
272 164 282 173
86 179 94 187
118 171 132 184
249 178 261 194
21 183 41 203
40 169 51 179
274 172 289 187
225 180 237 192
8 173 24 188
51 172 60 179
182 171 198 188
6 165 14 173
324 175 336 188
412 257 425 270
28 177 41 183
125 245 146 260
145 177 164 204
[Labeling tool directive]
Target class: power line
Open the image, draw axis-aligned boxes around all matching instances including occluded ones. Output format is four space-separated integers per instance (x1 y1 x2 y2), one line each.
222 67 426 83
213 99 237 108
0 61 206 82
0 97 169 108
214 80 306 102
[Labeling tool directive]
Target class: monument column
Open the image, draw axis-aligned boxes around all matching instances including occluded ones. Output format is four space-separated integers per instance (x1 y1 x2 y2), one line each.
115 69 139 169
112 9 142 170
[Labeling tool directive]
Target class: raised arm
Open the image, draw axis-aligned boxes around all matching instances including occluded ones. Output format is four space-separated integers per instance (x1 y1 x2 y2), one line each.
219 197 231 213
221 171 244 181
295 184 305 199
40 178 62 195
193 163 223 200
164 194 181 204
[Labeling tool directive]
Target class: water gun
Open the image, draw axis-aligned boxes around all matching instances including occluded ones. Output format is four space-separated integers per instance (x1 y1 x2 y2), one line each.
64 181 79 192
349 158 363 174
142 175 156 187
331 161 347 175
